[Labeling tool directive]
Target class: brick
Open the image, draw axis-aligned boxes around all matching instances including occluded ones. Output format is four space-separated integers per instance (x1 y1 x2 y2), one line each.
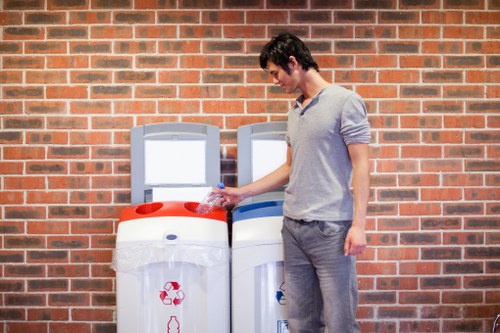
116 41 156 53
421 160 463 172
401 232 440 245
422 247 462 260
424 101 463 114
27 250 68 263
92 0 131 9
50 323 92 332
5 264 45 277
27 221 69 234
92 293 116 306
0 42 22 54
94 323 117 333
378 189 418 201
69 11 111 24
378 247 418 260
359 291 396 304
0 251 25 263
0 70 22 83
134 85 175 99
465 217 499 230
444 262 484 274
26 70 67 84
399 174 439 187
72 308 114 321
48 264 89 277
70 42 111 54
400 320 440 332
0 221 24 234
70 70 111 84
114 11 154 23
400 291 440 304
26 12 65 24
48 236 89 249
0 310 27 323
3 27 44 40
246 10 287 24
465 11 500 25
442 291 483 304
182 25 223 38
26 41 67 54
28 308 68 321
6 294 45 306
28 279 68 291
91 85 131 99
444 85 484 99
135 25 176 39
377 277 418 290
6 323 47 333
380 11 419 23
3 86 44 99
444 203 483 215
48 205 89 218
47 55 88 68
335 11 376 23
421 306 462 319
378 306 417 319
422 277 460 289
357 262 397 275
335 41 375 54
47 27 87 39
442 173 483 186
355 0 396 8
421 188 462 202
47 85 88 99
137 56 177 68
378 218 419 231
400 55 440 68
5 236 45 248
0 12 23 25
355 26 396 39
70 249 113 263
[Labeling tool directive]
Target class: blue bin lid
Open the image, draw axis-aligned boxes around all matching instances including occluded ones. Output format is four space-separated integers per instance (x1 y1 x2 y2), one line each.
232 200 284 222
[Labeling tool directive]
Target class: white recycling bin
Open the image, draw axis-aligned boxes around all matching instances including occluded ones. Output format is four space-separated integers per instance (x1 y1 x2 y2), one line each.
113 201 230 333
231 199 288 333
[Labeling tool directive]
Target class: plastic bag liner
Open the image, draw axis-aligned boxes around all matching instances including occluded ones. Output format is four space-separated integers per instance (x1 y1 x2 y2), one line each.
111 243 230 273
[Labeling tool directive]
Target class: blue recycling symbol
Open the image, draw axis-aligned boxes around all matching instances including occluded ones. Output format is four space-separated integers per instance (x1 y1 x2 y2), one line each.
275 282 286 305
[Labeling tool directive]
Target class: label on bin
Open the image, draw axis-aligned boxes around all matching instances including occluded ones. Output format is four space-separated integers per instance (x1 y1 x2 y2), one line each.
160 281 185 306
277 320 289 333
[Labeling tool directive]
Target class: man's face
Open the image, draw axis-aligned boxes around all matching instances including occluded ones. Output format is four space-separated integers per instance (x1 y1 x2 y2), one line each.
267 61 297 94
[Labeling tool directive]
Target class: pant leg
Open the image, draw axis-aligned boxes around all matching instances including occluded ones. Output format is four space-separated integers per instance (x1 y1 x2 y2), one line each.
282 217 326 333
307 220 361 333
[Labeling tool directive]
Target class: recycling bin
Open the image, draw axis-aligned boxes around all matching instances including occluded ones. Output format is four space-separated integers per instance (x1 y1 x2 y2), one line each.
113 201 230 333
231 199 288 333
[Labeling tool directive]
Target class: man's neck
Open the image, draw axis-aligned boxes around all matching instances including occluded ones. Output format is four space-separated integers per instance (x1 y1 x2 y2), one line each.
299 70 331 101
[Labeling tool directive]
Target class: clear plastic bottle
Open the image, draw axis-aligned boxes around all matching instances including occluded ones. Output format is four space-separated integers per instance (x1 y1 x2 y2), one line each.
195 183 225 214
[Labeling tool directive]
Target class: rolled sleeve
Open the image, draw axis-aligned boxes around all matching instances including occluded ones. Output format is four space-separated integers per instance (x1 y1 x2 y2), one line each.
340 94 371 146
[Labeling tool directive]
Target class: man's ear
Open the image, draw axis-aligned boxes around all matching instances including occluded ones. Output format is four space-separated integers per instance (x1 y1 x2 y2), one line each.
288 56 299 69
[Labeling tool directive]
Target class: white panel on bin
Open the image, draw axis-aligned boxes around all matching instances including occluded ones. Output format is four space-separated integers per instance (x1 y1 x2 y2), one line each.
251 140 287 182
130 122 221 204
237 121 287 188
145 140 206 185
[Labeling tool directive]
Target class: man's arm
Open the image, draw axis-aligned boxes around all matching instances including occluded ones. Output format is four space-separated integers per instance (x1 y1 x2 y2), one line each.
218 146 292 206
344 142 370 256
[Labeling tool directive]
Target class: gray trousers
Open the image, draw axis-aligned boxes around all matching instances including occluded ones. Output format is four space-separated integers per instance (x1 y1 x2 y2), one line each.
281 216 360 333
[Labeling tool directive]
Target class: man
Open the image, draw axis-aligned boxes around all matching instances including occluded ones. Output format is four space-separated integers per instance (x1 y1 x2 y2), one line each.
218 33 371 333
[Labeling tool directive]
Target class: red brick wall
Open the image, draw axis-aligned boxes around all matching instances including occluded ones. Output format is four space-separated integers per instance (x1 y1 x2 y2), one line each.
1 0 499 332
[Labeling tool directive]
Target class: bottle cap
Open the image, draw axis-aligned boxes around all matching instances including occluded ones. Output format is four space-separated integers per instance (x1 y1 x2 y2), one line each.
217 183 225 189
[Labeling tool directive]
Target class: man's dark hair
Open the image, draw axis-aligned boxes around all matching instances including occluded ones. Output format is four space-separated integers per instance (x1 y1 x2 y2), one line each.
259 33 320 74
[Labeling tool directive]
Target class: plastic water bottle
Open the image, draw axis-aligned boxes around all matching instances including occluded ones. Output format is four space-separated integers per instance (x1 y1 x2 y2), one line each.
195 183 225 214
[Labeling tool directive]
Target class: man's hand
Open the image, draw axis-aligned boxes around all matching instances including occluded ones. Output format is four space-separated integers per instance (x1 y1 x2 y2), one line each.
344 224 367 256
